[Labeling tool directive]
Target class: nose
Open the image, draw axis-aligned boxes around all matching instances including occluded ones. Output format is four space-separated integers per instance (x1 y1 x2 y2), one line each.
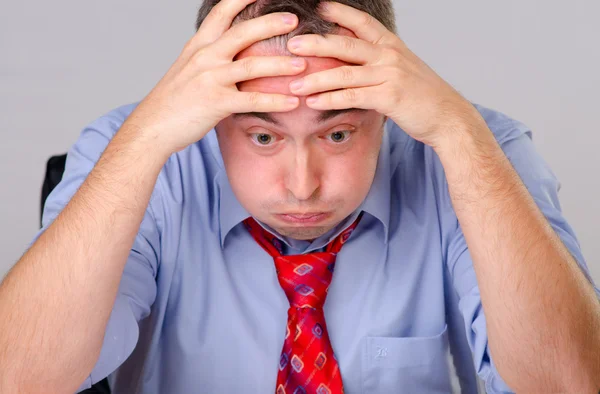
285 146 320 202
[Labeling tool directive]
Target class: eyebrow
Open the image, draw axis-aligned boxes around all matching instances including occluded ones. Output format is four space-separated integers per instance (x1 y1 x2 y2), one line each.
232 108 368 125
232 112 281 125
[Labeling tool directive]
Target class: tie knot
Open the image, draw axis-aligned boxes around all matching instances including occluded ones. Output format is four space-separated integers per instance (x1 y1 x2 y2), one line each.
274 253 337 309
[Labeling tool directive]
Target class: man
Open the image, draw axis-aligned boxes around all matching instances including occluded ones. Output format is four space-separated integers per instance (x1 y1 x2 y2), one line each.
0 0 599 393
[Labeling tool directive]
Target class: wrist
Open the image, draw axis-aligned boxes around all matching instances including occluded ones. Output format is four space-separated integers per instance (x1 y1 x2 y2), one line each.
433 117 499 164
117 121 174 166
432 119 507 193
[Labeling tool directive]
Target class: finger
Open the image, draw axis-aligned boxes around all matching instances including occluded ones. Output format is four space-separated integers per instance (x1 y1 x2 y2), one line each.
179 0 260 66
318 2 396 45
288 34 380 65
289 66 382 96
214 12 299 59
217 56 307 85
231 92 300 113
305 87 379 111
195 0 258 46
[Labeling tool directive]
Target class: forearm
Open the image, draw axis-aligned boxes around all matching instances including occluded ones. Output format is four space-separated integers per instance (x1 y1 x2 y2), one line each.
0 124 169 393
435 124 600 392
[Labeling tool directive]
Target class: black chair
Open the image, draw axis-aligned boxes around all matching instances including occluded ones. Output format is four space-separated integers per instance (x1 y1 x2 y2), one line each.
41 154 112 394
40 154 67 226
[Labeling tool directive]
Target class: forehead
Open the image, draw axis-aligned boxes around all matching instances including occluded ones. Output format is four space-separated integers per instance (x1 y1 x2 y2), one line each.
236 28 357 95
237 54 348 96
228 30 382 130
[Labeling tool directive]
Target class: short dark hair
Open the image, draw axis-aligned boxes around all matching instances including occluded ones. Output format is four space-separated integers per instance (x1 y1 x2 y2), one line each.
195 0 397 46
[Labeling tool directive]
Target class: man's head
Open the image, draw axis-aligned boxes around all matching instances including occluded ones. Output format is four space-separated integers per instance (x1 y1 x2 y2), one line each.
199 0 396 240
196 0 396 38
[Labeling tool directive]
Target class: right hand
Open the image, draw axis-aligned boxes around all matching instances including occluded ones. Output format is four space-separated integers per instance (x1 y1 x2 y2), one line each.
124 0 305 155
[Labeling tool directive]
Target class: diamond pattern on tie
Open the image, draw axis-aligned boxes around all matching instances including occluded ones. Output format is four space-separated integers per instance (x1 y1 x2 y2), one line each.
243 214 362 394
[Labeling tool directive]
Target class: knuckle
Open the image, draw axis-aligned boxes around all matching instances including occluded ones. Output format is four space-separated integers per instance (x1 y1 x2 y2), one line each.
388 49 404 65
394 65 409 81
313 35 324 47
196 71 210 86
343 88 359 103
182 40 195 56
191 50 207 67
362 13 375 27
389 86 403 104
341 37 356 52
339 66 355 82
240 58 255 77
247 91 261 106
210 5 227 23
397 67 409 81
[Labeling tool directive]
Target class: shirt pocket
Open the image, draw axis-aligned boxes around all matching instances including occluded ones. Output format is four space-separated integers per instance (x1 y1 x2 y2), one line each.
361 325 452 394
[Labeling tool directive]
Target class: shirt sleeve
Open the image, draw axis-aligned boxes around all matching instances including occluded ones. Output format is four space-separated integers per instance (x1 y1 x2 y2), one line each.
441 124 600 393
32 105 161 392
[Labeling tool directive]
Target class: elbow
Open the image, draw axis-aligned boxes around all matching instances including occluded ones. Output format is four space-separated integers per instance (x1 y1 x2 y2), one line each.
0 350 91 394
0 375 86 394
558 358 600 394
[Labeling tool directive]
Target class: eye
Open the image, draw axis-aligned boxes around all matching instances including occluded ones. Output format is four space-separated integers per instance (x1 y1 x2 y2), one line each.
251 133 276 146
326 130 351 143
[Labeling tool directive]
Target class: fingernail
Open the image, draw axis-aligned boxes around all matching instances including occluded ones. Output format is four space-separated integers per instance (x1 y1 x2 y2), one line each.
290 79 304 91
290 58 304 68
307 96 319 105
289 37 302 50
283 13 297 25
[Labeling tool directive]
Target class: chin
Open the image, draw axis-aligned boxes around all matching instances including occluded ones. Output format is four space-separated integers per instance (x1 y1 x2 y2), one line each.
273 226 333 241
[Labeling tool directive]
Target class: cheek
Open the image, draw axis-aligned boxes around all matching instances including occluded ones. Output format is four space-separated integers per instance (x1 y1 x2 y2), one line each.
217 130 282 208
323 145 379 201
217 124 251 174
229 167 272 211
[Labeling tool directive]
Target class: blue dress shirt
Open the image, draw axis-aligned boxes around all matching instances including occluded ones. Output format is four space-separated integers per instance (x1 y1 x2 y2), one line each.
37 102 600 394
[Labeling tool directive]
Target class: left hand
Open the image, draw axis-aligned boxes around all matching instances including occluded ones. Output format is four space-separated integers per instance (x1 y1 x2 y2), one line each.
286 1 484 149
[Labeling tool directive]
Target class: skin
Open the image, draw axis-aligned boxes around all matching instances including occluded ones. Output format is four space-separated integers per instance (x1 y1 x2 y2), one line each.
217 40 385 240
0 0 598 392
283 2 600 392
0 3 307 392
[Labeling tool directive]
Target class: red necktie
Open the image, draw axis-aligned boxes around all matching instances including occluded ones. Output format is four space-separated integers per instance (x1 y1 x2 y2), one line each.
243 214 362 394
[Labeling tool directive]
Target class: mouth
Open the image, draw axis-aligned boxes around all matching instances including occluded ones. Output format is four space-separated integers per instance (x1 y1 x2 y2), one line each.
276 212 332 225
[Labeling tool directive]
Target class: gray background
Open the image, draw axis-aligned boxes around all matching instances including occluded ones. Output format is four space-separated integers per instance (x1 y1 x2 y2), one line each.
1 2 598 301
0 1 598 392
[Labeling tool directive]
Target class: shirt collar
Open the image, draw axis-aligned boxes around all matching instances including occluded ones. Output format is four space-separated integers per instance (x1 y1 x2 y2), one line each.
356 120 392 242
214 120 393 248
205 130 252 247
